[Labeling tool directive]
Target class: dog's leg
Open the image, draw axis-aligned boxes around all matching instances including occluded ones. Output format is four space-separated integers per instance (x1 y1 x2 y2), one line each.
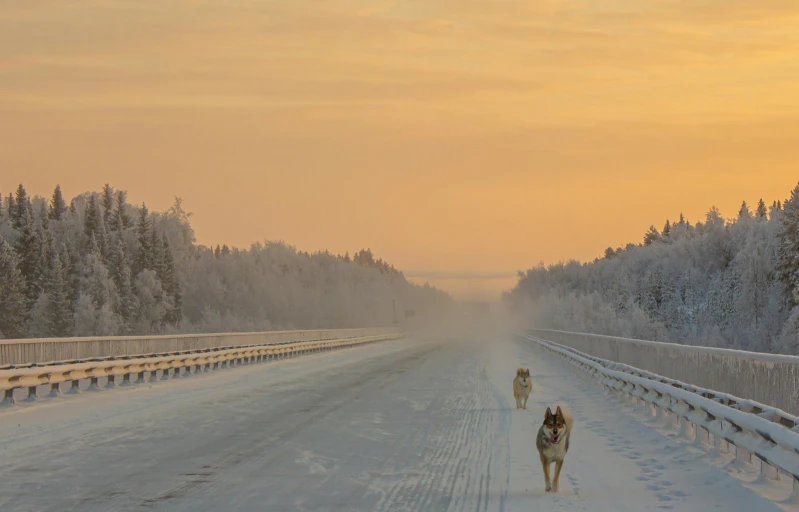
552 459 564 493
539 453 551 492
523 394 528 409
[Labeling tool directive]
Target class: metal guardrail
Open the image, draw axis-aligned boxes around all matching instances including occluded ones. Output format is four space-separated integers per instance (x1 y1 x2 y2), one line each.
0 327 399 365
527 328 799 416
0 333 404 407
520 334 799 501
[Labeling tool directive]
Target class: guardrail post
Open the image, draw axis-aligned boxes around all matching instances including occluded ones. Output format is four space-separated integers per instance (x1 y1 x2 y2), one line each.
692 423 711 450
120 373 132 387
135 372 146 385
654 396 669 426
161 369 172 381
25 386 38 402
105 375 117 389
713 434 730 455
733 444 753 467
67 380 81 394
675 401 694 440
1 389 15 406
755 456 781 483
665 401 680 430
49 382 62 398
87 377 102 392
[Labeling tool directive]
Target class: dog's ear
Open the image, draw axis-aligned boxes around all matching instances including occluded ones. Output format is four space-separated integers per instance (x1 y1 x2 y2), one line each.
555 406 563 418
545 407 552 419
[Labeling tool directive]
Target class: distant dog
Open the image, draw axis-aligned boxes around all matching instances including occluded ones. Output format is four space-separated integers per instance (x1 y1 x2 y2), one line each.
512 367 532 409
536 406 573 492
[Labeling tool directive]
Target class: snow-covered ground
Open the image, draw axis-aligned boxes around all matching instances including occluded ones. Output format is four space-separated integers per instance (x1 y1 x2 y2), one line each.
0 334 793 511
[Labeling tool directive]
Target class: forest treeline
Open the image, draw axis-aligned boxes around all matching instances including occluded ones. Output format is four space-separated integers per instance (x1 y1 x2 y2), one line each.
504 184 799 355
0 184 452 339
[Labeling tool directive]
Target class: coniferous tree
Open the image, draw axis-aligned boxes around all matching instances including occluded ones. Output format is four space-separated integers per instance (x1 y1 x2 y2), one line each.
739 201 751 220
777 184 799 309
643 226 661 246
49 185 68 221
662 220 672 238
102 184 115 227
116 191 132 230
32 210 52 301
97 212 110 263
61 242 81 307
109 235 136 327
11 184 29 231
82 235 112 309
83 194 100 248
28 292 52 338
134 203 153 276
0 236 28 339
15 203 41 310
47 253 73 337
756 198 768 220
161 237 182 324
151 224 165 278
5 193 13 220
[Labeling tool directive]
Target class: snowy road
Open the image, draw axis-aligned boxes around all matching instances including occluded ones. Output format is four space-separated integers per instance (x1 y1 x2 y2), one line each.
0 334 791 511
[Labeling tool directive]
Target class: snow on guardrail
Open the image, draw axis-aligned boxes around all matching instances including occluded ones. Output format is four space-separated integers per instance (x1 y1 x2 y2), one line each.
0 333 404 407
527 328 799 417
521 334 799 503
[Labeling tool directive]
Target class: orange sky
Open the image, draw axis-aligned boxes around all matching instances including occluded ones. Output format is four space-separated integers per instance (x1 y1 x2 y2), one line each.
2 0 799 301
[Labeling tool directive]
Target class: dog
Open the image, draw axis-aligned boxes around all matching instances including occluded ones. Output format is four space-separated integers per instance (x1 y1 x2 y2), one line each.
535 406 573 492
512 367 532 409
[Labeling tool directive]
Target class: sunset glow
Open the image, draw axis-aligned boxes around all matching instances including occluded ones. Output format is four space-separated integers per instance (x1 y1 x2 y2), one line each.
2 0 798 299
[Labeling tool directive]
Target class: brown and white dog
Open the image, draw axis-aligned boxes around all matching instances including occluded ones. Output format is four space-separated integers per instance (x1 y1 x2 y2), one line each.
512 367 532 409
535 406 573 492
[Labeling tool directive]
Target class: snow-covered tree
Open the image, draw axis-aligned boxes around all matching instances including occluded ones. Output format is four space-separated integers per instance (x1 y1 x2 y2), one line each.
0 236 28 339
738 200 752 220
133 203 153 276
15 202 41 310
47 253 73 337
101 184 115 227
777 184 799 309
643 226 661 246
49 185 68 221
662 220 672 239
505 185 799 355
11 184 29 231
756 199 768 221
